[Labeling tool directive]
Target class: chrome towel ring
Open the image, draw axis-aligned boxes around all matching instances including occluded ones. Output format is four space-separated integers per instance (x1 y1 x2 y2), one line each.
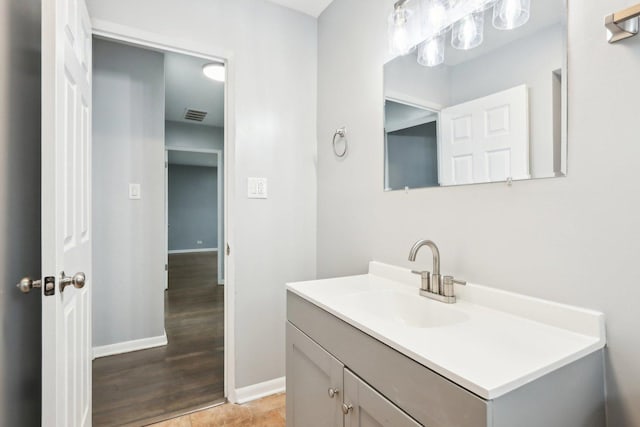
332 127 348 157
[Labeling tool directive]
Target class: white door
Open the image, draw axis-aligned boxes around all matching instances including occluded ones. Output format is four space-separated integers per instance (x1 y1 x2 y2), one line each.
439 85 530 185
42 0 93 425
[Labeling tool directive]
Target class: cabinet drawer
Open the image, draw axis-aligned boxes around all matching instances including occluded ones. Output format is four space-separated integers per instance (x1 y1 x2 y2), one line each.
287 291 489 427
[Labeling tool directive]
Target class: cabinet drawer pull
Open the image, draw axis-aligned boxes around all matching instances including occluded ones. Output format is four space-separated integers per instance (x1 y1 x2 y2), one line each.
328 388 340 398
342 403 353 414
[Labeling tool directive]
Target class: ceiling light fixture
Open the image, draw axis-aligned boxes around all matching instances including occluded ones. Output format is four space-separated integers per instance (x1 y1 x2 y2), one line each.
202 63 225 82
388 0 530 67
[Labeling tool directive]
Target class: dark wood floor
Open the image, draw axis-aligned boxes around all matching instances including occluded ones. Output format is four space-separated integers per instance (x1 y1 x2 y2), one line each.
93 252 225 427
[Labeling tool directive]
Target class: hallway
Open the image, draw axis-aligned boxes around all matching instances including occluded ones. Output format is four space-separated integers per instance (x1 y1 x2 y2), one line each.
93 252 224 426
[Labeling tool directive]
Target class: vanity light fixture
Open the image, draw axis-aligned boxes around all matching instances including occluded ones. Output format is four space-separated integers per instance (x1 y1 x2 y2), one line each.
417 34 446 66
202 63 225 82
493 0 530 30
388 0 530 67
451 10 484 50
389 0 415 55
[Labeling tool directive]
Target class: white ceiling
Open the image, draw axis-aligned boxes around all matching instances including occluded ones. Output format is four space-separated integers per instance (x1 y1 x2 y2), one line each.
164 52 225 127
168 151 218 168
267 0 334 17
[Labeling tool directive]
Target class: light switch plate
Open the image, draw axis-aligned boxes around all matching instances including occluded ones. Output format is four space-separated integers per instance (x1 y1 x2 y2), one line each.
248 177 268 199
129 183 141 200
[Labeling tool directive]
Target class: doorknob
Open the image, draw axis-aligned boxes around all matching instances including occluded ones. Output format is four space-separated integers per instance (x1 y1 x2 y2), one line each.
341 403 353 415
16 277 42 294
60 271 86 292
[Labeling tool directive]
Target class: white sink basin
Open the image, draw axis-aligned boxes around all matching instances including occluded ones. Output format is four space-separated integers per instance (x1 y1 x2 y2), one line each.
339 290 469 328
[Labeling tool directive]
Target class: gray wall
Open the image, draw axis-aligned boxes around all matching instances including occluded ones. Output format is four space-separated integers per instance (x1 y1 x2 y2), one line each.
168 165 218 251
166 121 225 276
88 0 318 388
318 1 640 426
93 39 166 347
166 120 224 151
387 122 438 190
0 0 41 424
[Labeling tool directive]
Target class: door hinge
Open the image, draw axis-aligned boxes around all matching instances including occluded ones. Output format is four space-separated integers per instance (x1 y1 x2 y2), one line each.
165 161 168 168
165 264 168 271
226 243 230 256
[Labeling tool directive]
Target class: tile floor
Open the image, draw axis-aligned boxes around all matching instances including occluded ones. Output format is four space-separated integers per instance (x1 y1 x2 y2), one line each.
149 393 286 427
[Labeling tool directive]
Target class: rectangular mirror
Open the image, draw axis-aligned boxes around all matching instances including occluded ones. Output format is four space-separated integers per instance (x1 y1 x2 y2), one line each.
384 0 567 191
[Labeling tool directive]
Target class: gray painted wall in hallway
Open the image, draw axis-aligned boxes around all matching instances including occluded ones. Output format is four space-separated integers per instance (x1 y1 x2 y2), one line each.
168 165 218 251
166 121 225 277
0 0 42 425
92 39 166 347
318 0 640 425
387 122 438 190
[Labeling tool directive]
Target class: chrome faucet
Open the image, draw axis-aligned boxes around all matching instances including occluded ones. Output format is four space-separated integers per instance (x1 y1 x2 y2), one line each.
408 239 466 304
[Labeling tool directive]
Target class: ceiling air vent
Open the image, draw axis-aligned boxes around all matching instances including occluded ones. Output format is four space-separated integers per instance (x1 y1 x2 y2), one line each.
184 108 208 122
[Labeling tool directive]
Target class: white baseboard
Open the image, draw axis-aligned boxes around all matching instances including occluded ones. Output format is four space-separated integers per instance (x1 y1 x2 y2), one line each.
93 332 168 359
233 376 286 404
168 248 218 254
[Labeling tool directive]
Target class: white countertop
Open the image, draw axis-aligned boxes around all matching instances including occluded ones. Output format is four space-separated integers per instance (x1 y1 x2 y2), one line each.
286 262 606 400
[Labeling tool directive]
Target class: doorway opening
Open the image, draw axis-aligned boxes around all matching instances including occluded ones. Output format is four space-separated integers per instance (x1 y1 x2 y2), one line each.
91 37 228 426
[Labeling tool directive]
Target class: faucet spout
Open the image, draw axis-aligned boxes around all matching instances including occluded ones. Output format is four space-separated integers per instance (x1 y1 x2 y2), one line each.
408 239 440 276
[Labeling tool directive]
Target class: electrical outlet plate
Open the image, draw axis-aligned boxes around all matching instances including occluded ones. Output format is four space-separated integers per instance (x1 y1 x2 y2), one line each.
248 177 268 199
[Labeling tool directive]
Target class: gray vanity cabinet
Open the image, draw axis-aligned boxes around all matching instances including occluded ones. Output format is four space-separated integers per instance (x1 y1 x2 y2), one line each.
287 291 606 427
286 323 344 427
343 369 421 427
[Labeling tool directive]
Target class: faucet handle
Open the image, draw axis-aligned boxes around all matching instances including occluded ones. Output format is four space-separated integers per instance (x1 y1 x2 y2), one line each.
442 276 466 297
411 270 431 292
411 270 429 277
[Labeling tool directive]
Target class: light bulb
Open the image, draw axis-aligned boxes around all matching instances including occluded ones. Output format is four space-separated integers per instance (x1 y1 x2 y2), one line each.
452 11 484 50
202 63 225 82
388 5 415 55
423 0 450 34
493 0 530 30
417 34 445 67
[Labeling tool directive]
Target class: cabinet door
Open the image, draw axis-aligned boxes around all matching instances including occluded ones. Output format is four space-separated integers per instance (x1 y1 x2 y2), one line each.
343 369 421 427
287 322 344 427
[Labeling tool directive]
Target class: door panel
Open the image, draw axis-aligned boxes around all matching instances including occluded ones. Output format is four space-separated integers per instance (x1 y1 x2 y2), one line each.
42 0 92 425
286 323 343 427
343 370 421 427
440 85 530 185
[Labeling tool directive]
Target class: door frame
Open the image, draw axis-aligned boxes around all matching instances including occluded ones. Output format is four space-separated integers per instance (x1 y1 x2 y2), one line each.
166 147 224 286
383 93 442 190
92 21 237 401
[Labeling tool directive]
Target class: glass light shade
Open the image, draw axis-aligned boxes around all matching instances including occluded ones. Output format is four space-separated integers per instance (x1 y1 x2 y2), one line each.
421 0 450 36
388 5 415 56
202 63 225 82
493 0 530 30
451 11 484 50
417 34 445 67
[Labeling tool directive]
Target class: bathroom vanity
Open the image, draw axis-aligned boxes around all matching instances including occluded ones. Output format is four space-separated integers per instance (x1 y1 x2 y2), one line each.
286 262 606 427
